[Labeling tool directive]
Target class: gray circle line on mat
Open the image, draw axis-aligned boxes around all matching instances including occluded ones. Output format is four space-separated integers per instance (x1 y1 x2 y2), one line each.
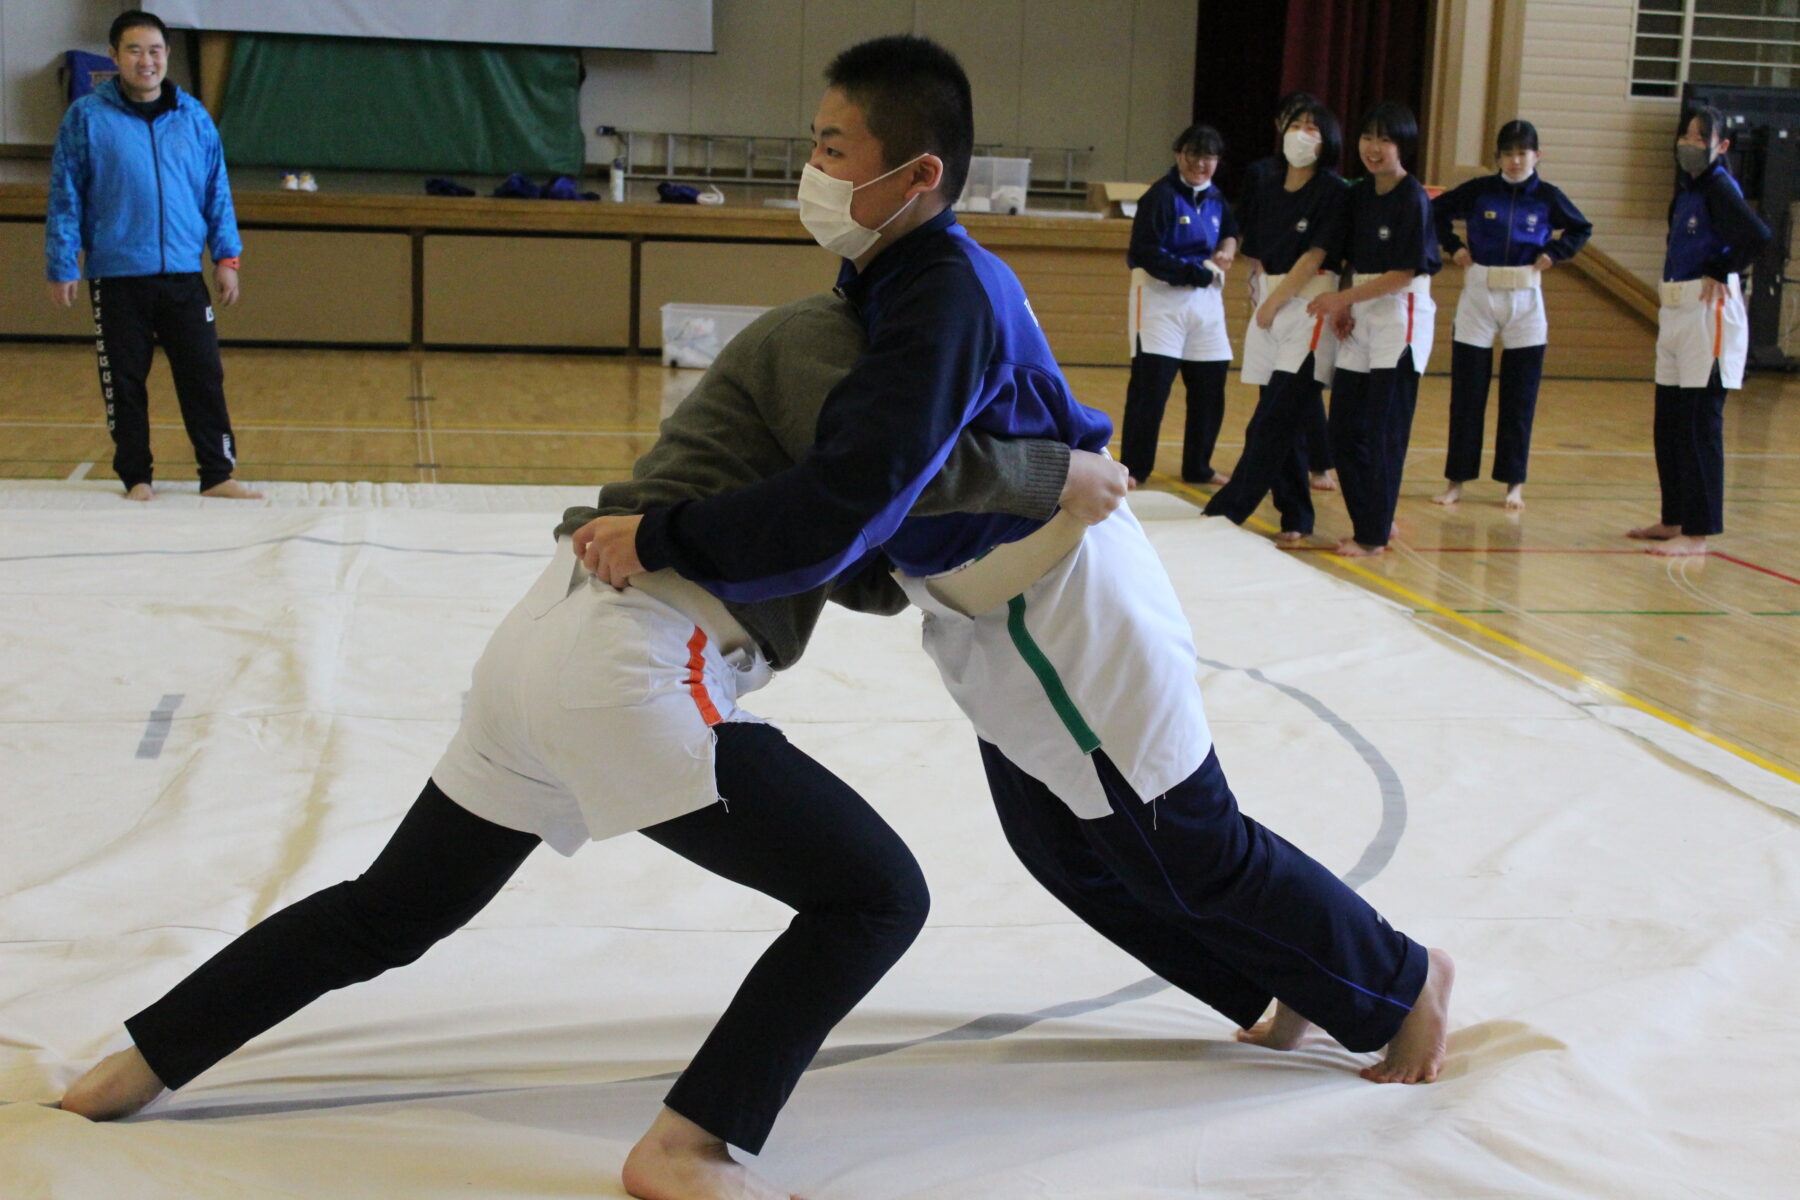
659 656 1410 1080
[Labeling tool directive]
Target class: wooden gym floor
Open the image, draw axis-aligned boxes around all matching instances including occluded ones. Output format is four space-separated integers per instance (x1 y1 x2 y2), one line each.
3 340 1797 782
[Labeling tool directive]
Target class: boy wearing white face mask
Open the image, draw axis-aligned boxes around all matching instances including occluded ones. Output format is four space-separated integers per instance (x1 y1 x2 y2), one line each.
1430 120 1592 511
597 35 1115 600
1624 103 1769 557
1120 124 1240 486
1206 98 1350 542
581 36 1455 1095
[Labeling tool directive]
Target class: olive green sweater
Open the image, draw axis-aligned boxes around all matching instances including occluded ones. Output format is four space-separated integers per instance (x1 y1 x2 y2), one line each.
556 294 1068 669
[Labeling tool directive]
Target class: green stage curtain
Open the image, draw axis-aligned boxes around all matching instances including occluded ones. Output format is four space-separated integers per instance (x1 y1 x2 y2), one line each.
219 35 585 175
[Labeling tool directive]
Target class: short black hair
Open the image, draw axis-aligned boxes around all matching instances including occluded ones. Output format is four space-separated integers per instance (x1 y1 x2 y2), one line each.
825 35 974 204
109 10 168 49
1678 102 1728 144
1357 101 1420 172
1273 91 1319 135
1172 123 1224 160
1283 99 1342 172
1496 119 1539 154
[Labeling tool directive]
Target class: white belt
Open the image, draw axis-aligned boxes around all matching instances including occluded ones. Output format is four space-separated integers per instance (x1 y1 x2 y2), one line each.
916 509 1086 618
632 569 754 657
1133 264 1221 290
1353 272 1432 294
1260 270 1337 301
1659 275 1738 308
1474 264 1539 290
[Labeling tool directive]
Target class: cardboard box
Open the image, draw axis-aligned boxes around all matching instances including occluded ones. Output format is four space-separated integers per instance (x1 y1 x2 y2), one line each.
1087 181 1148 219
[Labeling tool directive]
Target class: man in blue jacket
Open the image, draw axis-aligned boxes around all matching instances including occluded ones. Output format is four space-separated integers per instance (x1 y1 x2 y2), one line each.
45 9 259 501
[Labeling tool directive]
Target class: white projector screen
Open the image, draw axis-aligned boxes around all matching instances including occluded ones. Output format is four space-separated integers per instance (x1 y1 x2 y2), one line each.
155 1 714 52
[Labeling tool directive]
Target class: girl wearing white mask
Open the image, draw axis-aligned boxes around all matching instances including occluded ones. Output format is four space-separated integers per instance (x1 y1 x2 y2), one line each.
1206 98 1350 542
1430 120 1592 511
1623 103 1769 557
1120 124 1240 486
1239 92 1340 494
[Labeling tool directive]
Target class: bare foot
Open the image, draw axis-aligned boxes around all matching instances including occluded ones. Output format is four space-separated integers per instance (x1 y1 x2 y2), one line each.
1502 484 1524 511
200 479 264 500
1310 470 1338 492
1390 521 1401 540
1626 522 1679 541
1648 534 1708 557
1361 948 1454 1084
57 1046 165 1120
1275 530 1306 546
1235 1001 1313 1050
1431 482 1461 506
1335 539 1386 557
124 483 154 502
622 1107 801 1200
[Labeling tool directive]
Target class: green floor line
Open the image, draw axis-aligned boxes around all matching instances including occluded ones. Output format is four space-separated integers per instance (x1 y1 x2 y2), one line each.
1425 610 1800 617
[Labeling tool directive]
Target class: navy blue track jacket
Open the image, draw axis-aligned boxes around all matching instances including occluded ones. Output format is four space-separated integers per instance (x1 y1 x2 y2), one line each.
635 209 1114 603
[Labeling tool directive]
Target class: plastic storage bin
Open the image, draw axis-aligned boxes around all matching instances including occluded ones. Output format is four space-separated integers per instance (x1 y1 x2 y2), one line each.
660 302 770 368
955 156 1031 215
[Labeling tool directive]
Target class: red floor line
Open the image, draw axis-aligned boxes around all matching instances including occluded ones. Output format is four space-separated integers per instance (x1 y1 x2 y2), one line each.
1297 543 1800 586
1710 552 1800 587
1409 545 1800 585
1406 547 1642 554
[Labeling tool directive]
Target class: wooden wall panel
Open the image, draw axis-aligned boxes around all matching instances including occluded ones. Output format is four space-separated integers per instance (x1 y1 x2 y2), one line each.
638 240 839 348
0 221 93 337
1514 0 1672 289
424 236 632 348
216 230 410 344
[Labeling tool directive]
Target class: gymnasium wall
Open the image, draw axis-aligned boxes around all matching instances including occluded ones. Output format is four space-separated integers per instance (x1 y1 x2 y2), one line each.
1514 0 1671 289
1430 0 1673 290
2 1 1197 189
580 0 1199 186
0 0 195 146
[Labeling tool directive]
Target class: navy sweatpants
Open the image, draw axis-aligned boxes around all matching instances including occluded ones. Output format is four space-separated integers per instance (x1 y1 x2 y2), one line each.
123 722 928 1154
1329 349 1422 548
1121 350 1230 483
1652 378 1727 536
1444 341 1546 485
1205 369 1320 534
979 742 1427 1050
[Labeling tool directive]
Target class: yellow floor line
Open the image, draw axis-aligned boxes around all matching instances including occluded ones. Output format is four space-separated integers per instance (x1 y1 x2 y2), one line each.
1159 475 1800 788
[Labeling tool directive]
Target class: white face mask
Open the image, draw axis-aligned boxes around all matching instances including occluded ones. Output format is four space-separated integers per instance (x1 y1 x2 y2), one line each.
1283 128 1322 169
797 157 924 259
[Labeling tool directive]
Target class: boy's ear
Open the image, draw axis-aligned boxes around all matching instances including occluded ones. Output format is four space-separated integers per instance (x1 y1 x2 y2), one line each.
1718 137 1732 156
911 154 945 196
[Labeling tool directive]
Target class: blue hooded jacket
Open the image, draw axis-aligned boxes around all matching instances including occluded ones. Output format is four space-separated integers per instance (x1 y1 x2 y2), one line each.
45 79 241 282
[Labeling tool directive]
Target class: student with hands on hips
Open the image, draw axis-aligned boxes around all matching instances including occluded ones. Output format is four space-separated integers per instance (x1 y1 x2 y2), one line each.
1625 102 1770 558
